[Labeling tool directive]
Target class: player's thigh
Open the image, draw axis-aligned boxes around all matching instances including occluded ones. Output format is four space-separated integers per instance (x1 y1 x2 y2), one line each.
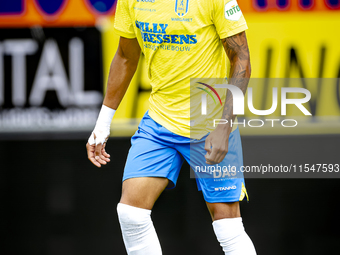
120 177 169 210
205 201 240 221
121 127 183 210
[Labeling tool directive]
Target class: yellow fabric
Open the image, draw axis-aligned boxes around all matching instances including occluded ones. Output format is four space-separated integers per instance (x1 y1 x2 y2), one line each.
114 0 247 139
239 182 249 201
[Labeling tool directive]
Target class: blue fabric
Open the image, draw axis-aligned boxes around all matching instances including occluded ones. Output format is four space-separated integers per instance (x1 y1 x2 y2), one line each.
123 111 247 203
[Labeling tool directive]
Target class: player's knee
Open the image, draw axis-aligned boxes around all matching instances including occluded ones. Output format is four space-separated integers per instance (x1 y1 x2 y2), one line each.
117 203 162 254
213 218 256 254
117 203 151 226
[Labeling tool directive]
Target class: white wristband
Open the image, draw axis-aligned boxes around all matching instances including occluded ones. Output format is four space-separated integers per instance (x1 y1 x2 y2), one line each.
96 105 116 128
88 105 116 145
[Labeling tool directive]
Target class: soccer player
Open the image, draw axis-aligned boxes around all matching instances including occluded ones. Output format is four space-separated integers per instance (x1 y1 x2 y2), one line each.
86 0 256 254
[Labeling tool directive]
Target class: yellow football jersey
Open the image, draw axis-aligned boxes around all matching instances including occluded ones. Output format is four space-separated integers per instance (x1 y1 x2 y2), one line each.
114 0 247 139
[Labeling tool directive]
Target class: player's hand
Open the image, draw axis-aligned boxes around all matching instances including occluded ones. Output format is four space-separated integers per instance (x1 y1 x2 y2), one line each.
204 126 230 165
86 105 115 167
86 131 111 168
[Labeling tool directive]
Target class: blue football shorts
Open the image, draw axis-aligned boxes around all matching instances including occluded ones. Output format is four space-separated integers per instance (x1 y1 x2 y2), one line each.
122 111 248 203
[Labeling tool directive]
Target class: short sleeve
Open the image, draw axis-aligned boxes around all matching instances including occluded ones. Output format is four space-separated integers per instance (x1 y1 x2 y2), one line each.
113 0 136 38
212 0 248 39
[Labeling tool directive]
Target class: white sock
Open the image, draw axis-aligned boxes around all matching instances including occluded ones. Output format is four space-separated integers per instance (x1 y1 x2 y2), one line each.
117 203 162 255
213 217 256 255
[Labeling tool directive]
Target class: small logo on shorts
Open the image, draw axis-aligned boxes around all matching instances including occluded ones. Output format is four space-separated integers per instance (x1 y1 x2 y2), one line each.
215 186 237 191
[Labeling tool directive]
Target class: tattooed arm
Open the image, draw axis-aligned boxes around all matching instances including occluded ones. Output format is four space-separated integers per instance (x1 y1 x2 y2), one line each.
204 31 251 164
221 31 251 127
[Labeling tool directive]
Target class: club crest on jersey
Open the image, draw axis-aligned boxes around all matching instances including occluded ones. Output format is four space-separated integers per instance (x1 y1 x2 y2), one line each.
175 0 189 17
